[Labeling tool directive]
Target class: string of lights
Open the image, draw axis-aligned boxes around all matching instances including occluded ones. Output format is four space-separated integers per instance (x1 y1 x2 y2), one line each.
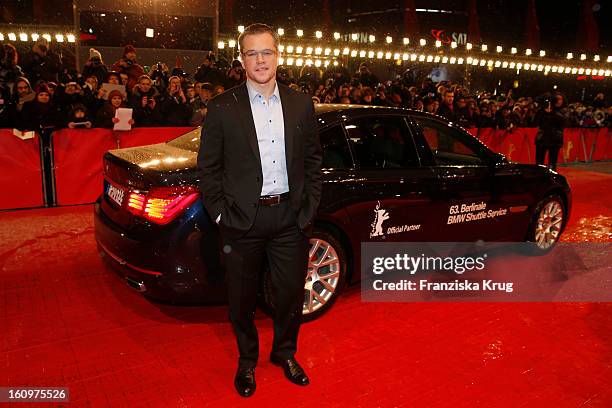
216 26 610 78
0 31 76 43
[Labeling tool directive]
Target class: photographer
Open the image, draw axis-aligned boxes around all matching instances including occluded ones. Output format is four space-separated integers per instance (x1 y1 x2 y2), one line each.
0 44 23 91
66 103 93 129
155 75 191 126
224 61 246 89
130 75 161 126
81 48 108 85
534 98 565 170
111 45 144 92
20 40 62 84
148 62 169 93
194 53 225 86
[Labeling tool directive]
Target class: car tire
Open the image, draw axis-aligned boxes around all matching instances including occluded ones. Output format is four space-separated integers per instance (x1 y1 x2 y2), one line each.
525 194 566 253
261 226 347 321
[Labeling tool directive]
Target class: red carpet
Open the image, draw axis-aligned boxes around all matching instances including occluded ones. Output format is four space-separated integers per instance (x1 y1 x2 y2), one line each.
1 164 611 407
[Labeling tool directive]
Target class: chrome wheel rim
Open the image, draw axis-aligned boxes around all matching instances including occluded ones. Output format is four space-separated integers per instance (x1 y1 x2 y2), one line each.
535 200 563 249
303 238 341 315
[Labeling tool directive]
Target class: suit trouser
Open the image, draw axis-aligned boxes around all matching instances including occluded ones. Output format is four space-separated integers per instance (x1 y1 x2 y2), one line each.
221 200 309 369
536 145 560 170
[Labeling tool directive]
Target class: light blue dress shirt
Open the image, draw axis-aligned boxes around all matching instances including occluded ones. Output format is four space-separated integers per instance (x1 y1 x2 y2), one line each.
246 80 289 196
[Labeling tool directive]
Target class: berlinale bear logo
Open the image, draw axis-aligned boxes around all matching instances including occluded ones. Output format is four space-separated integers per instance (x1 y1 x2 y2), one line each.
370 201 389 238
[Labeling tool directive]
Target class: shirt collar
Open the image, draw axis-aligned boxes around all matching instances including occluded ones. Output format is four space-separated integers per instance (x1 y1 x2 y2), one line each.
246 79 280 103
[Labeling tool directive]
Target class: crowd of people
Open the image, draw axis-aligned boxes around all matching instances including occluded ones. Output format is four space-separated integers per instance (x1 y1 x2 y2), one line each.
0 41 609 132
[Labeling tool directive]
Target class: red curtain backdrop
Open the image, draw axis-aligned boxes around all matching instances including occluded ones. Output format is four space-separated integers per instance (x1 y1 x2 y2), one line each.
467 0 481 44
323 0 333 30
524 0 540 51
403 0 419 40
223 0 234 32
577 0 600 52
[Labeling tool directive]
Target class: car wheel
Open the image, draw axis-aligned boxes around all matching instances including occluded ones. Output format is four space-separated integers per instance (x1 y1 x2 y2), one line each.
262 227 347 321
526 194 565 252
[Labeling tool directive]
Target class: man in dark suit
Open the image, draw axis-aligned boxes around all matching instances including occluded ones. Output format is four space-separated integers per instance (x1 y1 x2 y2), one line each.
197 23 322 397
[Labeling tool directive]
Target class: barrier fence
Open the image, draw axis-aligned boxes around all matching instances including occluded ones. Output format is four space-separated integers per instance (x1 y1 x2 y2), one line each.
0 127 609 211
466 128 611 164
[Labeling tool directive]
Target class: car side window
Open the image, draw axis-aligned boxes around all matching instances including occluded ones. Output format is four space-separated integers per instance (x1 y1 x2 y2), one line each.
319 125 353 169
416 118 485 165
344 116 419 169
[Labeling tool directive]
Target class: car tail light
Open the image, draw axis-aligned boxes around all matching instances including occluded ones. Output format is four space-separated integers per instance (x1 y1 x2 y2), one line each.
127 186 200 225
127 192 146 214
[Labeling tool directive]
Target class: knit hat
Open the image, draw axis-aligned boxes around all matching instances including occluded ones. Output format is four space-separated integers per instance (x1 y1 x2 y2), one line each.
108 89 124 101
89 48 102 61
35 83 50 95
123 44 136 56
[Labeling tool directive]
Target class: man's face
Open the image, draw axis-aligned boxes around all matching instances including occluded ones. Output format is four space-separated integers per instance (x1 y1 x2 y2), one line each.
108 75 120 85
457 98 466 108
16 82 30 97
241 33 278 86
187 88 196 99
444 92 454 106
125 51 136 61
120 74 129 85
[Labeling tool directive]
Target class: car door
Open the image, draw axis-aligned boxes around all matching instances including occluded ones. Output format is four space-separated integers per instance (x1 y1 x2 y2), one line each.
340 115 436 242
411 116 514 241
315 123 359 219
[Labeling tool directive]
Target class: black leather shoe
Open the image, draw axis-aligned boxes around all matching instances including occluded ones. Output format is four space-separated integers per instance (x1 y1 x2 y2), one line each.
234 367 256 397
270 356 310 386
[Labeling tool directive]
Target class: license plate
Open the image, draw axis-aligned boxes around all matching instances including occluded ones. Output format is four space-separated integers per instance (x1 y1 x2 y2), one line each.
106 183 126 207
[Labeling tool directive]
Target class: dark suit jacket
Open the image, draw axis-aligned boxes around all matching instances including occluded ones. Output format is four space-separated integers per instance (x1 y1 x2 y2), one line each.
197 82 322 237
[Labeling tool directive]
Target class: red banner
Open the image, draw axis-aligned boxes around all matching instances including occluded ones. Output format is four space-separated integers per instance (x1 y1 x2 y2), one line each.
471 128 610 165
52 127 196 206
118 127 196 149
53 128 117 206
590 128 610 161
0 126 608 210
0 130 44 210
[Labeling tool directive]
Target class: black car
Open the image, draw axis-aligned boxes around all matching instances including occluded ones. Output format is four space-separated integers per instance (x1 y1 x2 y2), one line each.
94 104 571 319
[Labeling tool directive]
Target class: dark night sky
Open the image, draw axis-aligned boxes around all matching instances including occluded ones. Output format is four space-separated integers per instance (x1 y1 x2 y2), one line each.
229 0 609 52
1 0 609 52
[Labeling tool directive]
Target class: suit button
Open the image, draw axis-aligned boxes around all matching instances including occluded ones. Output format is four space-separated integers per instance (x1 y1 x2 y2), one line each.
251 203 257 208
255 177 260 182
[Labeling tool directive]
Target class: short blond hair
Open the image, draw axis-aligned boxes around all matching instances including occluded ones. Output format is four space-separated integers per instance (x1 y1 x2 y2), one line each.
238 23 279 52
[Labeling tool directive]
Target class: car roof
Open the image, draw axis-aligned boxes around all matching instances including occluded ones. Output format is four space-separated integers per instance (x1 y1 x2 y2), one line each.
314 103 442 125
